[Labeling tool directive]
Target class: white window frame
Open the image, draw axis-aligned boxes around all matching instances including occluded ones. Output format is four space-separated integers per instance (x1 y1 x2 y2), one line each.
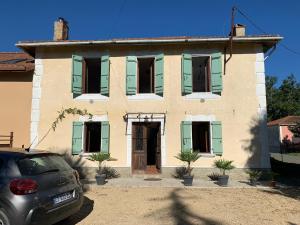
184 54 220 100
74 55 109 101
185 114 216 157
78 115 108 156
127 55 162 100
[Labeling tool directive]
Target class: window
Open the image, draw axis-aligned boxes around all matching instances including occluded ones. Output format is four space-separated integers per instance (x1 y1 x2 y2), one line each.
192 122 210 153
72 55 110 97
17 155 72 176
137 57 155 93
192 56 210 92
182 53 222 96
84 122 101 153
82 58 101 94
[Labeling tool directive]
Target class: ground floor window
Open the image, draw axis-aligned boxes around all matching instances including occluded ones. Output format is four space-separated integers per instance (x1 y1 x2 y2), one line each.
84 122 101 153
192 122 210 153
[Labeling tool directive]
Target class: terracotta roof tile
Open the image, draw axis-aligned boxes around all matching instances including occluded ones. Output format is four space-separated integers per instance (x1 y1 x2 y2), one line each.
0 52 34 72
267 116 300 126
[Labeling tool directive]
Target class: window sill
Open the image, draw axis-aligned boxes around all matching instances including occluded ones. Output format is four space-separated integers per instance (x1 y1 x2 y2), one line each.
184 92 220 100
79 152 99 157
197 153 216 158
127 93 163 100
74 94 109 101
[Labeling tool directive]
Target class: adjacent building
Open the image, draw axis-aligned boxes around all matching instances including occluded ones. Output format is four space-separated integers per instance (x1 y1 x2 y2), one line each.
0 52 34 148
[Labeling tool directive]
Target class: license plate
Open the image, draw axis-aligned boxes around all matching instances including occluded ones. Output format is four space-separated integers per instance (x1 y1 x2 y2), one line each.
53 190 75 205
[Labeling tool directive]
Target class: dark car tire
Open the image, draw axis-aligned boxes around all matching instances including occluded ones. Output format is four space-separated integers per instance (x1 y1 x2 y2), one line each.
0 209 10 225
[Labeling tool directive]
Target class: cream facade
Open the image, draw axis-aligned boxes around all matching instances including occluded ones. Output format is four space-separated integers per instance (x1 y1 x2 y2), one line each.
17 37 281 177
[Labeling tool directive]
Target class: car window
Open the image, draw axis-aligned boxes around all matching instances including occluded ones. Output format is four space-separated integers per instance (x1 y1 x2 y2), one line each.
17 155 72 176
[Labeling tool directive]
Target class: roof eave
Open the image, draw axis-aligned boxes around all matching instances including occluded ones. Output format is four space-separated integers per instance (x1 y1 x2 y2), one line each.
16 36 283 56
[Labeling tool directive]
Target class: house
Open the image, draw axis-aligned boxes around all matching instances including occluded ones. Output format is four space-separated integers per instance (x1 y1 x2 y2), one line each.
268 116 300 153
0 52 34 148
16 18 282 177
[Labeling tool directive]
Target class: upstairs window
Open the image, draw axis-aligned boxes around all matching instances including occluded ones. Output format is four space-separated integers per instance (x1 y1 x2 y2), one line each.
83 58 101 94
192 56 210 92
137 57 155 93
126 54 164 96
72 55 110 97
182 53 222 95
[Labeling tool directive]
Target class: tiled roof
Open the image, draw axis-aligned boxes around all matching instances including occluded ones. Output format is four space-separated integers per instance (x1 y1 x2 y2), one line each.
267 116 300 126
0 52 34 72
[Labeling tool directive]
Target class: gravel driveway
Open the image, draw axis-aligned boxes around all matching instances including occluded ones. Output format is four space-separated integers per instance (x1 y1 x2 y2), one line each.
58 187 300 225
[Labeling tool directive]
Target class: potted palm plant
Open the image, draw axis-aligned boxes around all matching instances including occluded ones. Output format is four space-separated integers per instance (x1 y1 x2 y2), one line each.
214 159 235 186
88 152 113 185
175 151 201 186
246 170 262 186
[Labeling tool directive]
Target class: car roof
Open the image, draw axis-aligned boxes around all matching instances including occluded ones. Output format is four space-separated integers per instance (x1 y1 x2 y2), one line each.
0 148 57 159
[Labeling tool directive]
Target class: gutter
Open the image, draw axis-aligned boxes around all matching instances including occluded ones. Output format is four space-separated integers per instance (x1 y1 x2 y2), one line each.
16 36 283 48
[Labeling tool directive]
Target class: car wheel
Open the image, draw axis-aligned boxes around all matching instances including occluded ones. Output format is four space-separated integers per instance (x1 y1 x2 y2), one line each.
0 210 10 225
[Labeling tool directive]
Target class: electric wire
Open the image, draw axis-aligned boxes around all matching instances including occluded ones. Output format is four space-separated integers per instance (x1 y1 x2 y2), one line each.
235 6 300 56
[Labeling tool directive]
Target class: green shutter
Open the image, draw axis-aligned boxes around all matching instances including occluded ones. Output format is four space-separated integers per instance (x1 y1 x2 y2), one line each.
100 55 110 96
101 121 110 153
126 56 137 95
182 54 192 95
155 54 164 96
72 55 83 95
72 121 83 155
181 121 192 152
212 121 223 156
211 52 222 94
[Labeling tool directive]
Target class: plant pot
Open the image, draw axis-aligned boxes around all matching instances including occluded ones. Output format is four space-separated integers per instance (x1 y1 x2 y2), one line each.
183 175 193 186
95 174 106 185
217 175 229 186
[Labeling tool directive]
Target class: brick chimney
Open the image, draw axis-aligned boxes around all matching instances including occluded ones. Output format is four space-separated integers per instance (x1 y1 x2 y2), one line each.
233 24 246 36
53 17 69 41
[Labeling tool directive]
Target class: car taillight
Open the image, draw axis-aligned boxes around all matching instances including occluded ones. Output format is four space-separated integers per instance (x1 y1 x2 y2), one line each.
73 170 81 185
10 179 38 195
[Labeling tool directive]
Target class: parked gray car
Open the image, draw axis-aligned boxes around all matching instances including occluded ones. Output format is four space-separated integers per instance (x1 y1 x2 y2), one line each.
0 149 83 225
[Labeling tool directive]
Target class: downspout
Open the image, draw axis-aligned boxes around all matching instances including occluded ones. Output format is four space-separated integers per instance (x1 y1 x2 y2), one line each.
224 6 236 75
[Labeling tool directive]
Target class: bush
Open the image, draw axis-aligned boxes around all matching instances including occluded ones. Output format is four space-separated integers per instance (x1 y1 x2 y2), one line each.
208 172 221 181
101 166 120 179
173 167 189 179
214 159 235 175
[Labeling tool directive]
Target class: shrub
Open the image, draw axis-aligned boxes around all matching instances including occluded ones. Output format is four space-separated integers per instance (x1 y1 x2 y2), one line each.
214 159 235 176
175 151 201 176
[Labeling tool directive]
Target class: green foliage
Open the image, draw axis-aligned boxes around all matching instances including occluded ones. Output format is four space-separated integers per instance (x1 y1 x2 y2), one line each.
207 172 221 181
246 170 262 181
266 74 300 121
214 159 235 175
289 121 300 138
52 107 93 131
173 167 189 179
88 152 115 174
175 151 201 176
101 166 120 179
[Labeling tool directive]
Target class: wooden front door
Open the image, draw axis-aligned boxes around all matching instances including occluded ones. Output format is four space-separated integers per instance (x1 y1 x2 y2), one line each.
132 123 147 173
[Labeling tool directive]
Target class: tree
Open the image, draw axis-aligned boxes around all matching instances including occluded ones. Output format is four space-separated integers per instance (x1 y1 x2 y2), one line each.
266 74 300 121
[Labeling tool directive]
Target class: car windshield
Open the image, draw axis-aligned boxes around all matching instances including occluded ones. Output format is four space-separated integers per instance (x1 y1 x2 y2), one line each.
17 155 72 176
